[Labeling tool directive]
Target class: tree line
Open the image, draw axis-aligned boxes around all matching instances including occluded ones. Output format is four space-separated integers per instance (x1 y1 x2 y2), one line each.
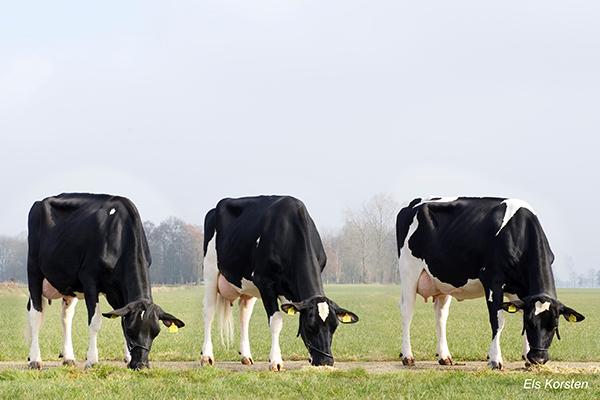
1 194 600 287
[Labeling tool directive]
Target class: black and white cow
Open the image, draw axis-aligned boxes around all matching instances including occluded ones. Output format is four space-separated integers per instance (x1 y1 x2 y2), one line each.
26 193 184 370
201 195 358 370
396 197 585 369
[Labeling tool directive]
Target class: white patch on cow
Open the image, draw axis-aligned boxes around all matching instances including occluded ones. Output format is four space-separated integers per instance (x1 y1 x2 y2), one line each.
256 236 261 246
269 312 284 370
85 303 102 368
434 295 452 361
201 235 218 364
398 215 426 361
488 290 494 303
534 301 551 316
488 309 505 367
317 302 330 322
27 301 45 364
239 296 257 362
61 297 78 362
140 310 145 320
240 278 261 298
74 292 85 300
109 208 116 215
495 199 536 236
123 339 131 365
414 197 459 208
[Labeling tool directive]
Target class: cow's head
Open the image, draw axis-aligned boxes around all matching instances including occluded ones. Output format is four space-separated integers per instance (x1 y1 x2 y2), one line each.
501 295 584 365
102 299 185 370
281 296 358 366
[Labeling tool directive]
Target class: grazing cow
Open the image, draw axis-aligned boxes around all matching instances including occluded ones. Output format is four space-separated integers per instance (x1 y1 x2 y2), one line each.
26 193 184 370
396 197 584 369
201 195 358 370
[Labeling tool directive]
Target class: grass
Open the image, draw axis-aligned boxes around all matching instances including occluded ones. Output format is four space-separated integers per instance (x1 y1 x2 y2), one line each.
0 365 598 400
0 284 598 399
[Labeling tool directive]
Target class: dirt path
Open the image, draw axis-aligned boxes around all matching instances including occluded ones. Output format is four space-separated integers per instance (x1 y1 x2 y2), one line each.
1 360 598 373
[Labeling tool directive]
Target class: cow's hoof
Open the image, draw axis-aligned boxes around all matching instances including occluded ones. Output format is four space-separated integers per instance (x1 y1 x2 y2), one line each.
200 356 214 367
241 356 254 366
522 355 531 368
402 357 415 366
269 362 283 372
28 361 42 370
438 357 453 366
489 361 503 370
84 361 97 369
62 359 76 367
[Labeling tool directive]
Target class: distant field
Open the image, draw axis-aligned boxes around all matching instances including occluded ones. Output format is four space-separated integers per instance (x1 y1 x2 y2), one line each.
0 285 598 399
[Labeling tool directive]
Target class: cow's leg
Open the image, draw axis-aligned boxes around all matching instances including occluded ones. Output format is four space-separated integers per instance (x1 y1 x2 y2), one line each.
27 297 45 369
399 265 420 366
484 285 505 370
522 331 531 367
120 318 131 365
26 267 46 370
123 338 132 365
60 296 78 366
239 295 257 365
84 294 102 368
434 294 453 365
201 250 219 366
257 292 284 371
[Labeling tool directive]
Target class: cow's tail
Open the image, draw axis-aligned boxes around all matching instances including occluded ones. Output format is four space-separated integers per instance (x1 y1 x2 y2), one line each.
396 198 422 257
24 299 32 347
203 209 234 347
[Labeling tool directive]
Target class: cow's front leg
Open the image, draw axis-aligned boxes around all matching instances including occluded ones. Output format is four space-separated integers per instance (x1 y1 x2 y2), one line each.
434 294 453 365
239 295 257 365
120 318 131 365
260 293 284 371
84 294 102 369
484 286 505 370
60 297 78 366
522 330 531 367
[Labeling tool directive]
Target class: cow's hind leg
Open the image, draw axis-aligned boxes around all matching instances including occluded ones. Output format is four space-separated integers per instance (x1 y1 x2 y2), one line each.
434 294 453 365
26 268 46 370
60 296 78 366
201 237 219 366
84 294 102 368
239 295 257 365
399 261 421 366
27 297 45 369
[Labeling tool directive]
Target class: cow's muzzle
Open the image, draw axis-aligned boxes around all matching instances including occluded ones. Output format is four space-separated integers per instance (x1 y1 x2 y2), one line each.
527 348 549 365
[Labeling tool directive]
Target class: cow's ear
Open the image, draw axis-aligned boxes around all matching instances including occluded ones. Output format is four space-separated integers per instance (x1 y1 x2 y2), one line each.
281 303 302 315
102 304 132 319
500 300 524 313
335 308 359 324
560 305 585 323
158 310 186 328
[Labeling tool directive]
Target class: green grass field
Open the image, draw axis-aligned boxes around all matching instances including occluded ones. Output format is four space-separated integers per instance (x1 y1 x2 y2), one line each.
0 285 598 399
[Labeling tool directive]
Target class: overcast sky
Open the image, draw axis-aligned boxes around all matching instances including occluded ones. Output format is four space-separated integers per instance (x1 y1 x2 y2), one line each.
1 1 598 277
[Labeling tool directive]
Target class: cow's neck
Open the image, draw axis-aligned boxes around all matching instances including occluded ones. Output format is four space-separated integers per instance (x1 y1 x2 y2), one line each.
120 266 153 305
524 261 557 299
292 265 325 301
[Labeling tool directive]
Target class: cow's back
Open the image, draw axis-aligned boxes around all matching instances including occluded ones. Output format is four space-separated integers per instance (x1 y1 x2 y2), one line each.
28 193 151 293
211 195 326 286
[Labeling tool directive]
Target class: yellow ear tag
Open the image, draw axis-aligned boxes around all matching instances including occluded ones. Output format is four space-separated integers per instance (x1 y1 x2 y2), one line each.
168 324 179 333
507 304 517 313
287 308 296 316
568 314 577 323
341 314 352 323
